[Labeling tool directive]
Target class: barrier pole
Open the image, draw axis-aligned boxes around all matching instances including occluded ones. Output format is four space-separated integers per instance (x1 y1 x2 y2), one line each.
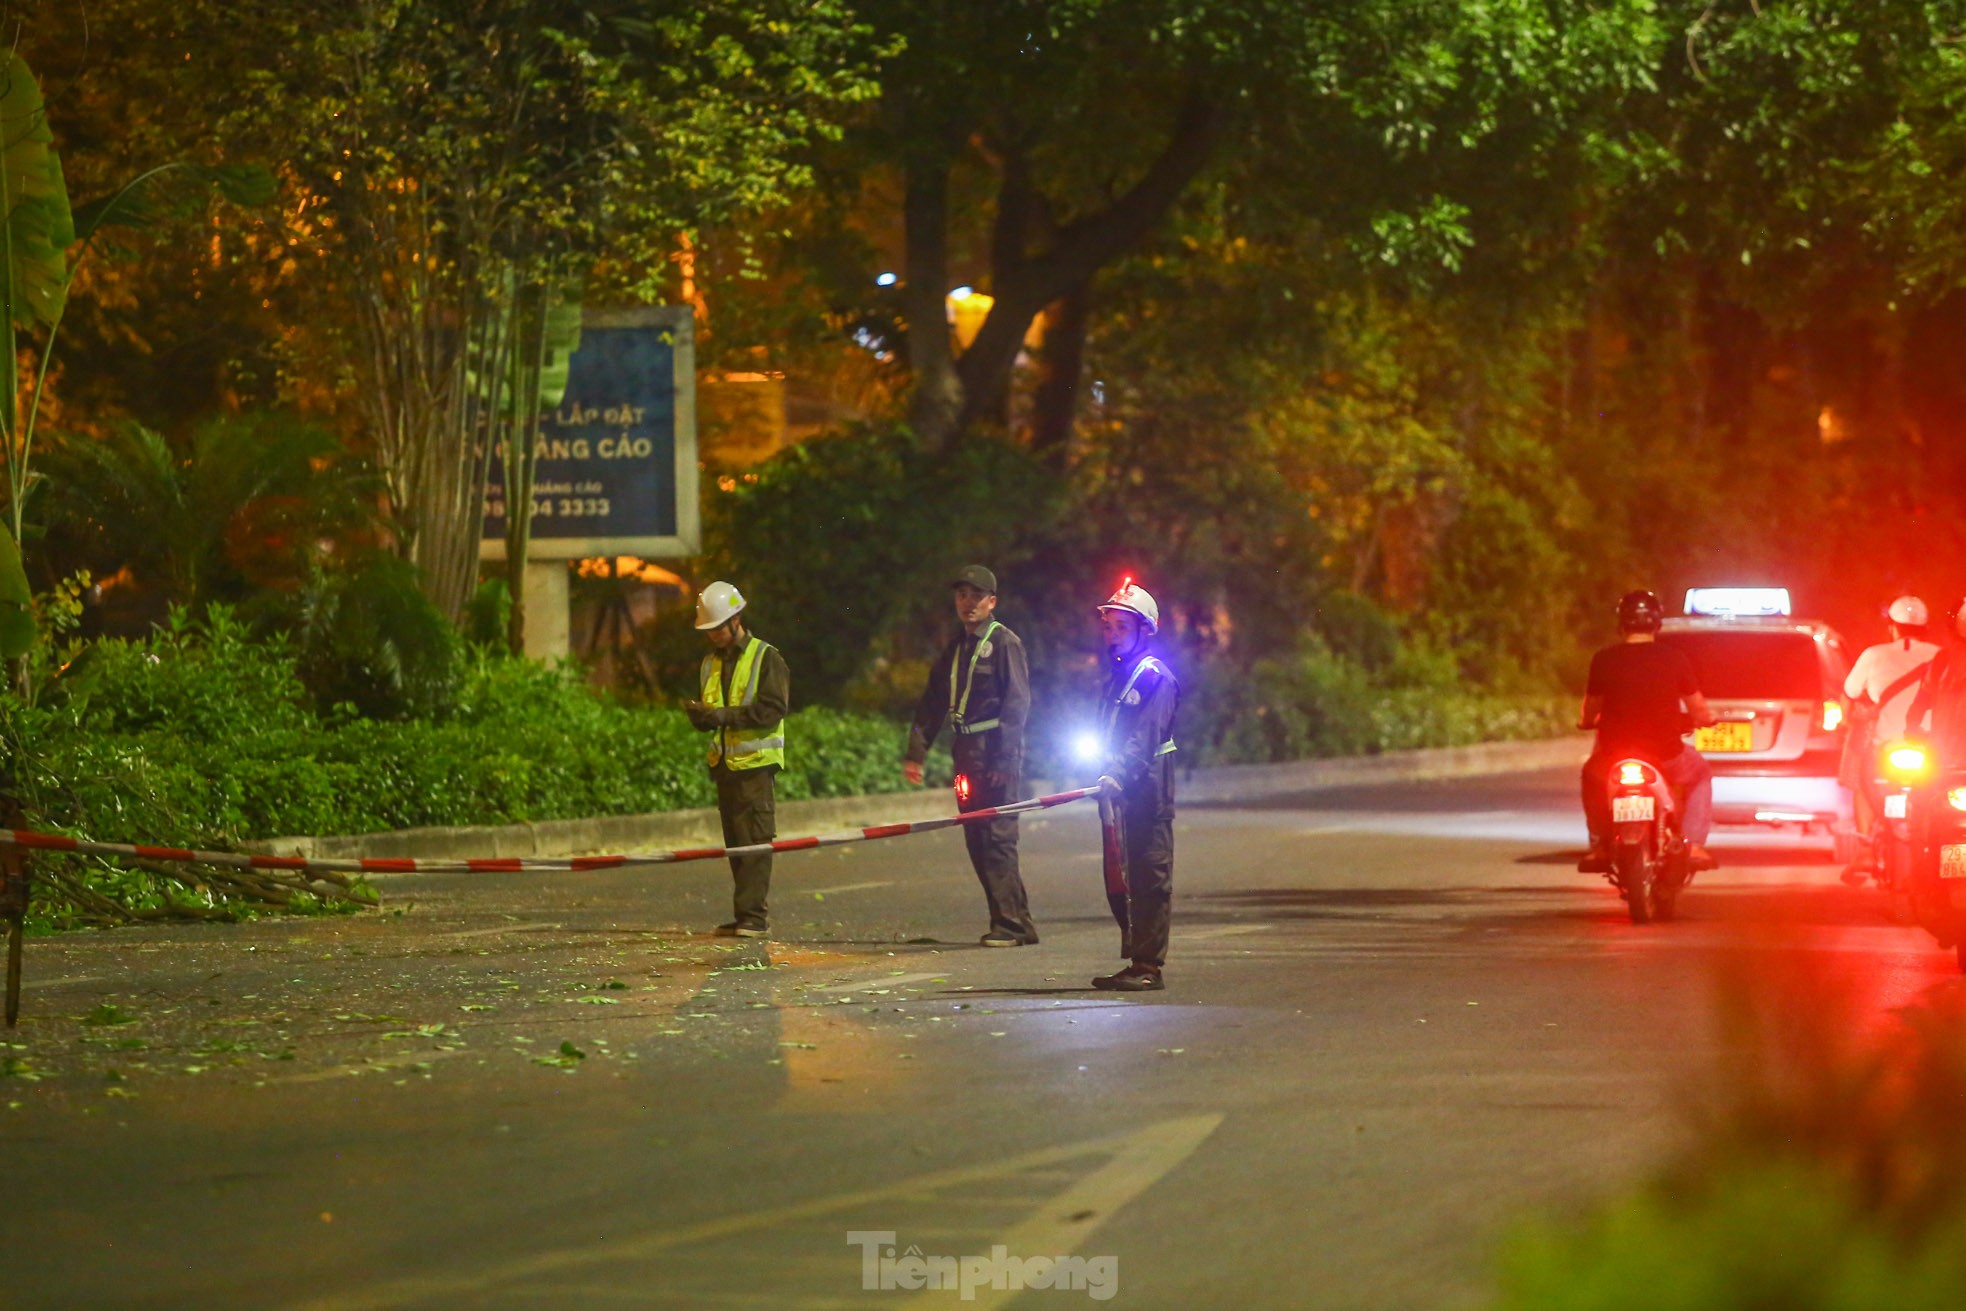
2 799 29 1028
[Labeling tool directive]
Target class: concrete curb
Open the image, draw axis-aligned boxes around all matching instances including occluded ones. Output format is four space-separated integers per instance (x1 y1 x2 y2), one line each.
254 790 963 865
253 735 1590 863
1178 735 1590 805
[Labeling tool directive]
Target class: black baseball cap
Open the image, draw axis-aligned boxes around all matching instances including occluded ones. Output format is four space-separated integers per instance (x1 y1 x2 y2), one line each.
950 565 997 594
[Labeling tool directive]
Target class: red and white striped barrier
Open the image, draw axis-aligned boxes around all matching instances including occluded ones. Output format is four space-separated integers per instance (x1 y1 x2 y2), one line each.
0 786 1103 878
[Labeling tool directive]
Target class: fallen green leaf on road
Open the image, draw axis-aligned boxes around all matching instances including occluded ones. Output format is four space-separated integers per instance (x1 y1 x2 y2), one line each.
532 1041 586 1071
2 1057 46 1081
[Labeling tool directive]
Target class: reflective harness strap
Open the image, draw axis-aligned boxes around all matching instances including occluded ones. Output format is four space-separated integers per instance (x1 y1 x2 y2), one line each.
707 638 780 764
1105 656 1177 759
700 653 722 765
950 620 1001 735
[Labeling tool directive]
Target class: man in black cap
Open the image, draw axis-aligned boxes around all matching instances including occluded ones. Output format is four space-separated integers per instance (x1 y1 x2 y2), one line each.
903 565 1038 946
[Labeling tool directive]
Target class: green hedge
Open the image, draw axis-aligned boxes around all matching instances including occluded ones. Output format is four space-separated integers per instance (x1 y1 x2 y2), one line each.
1176 636 1572 768
1 614 944 854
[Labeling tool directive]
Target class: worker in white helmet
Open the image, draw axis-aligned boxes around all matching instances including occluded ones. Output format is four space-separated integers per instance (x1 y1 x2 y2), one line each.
1840 594 1940 883
1088 577 1180 991
682 581 790 937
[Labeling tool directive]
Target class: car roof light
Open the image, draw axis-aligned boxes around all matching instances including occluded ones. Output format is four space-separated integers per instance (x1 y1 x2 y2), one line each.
1684 587 1791 618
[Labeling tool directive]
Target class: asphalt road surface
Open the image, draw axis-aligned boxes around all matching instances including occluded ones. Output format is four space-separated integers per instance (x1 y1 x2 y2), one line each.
5 767 1959 1310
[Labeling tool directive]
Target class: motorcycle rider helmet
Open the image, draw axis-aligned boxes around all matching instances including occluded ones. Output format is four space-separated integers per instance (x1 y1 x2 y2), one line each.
1616 589 1665 635
1887 594 1929 628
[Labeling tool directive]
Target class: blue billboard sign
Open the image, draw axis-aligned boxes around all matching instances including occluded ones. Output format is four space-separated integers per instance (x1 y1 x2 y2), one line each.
482 305 699 560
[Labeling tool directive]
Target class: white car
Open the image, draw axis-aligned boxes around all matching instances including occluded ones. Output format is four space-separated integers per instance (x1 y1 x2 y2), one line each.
1658 589 1856 857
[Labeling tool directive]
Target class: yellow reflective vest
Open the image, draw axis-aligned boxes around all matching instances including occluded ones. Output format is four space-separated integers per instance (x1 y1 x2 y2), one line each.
701 636 786 771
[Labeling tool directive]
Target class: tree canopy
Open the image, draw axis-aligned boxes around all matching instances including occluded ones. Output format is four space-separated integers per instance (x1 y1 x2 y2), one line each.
15 0 1966 704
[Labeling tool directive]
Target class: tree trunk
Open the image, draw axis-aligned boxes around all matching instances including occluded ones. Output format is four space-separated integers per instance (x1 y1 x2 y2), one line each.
1028 279 1093 460
953 92 1222 436
352 198 485 624
504 282 551 656
898 93 1222 454
903 160 963 453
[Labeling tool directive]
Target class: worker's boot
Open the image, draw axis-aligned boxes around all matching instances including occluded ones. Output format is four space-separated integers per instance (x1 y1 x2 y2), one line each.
1092 964 1164 992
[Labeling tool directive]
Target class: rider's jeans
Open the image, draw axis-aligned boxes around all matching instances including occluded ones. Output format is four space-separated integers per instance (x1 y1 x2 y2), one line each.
1582 744 1714 846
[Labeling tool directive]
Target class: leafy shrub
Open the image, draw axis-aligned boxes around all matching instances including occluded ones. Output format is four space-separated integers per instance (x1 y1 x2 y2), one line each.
294 552 462 719
66 604 312 737
1493 982 1966 1311
1180 633 1572 766
6 612 938 855
706 426 1066 705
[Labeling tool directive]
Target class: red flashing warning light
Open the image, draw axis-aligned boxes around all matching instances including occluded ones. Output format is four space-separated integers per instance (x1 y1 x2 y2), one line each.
954 774 972 805
1120 575 1133 591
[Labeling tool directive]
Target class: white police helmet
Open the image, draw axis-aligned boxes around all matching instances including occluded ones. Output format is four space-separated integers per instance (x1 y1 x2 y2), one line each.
1096 577 1159 634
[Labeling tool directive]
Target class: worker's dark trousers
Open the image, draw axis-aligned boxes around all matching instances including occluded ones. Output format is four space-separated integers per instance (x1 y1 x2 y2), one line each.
957 771 1037 940
715 767 776 929
1108 784 1175 968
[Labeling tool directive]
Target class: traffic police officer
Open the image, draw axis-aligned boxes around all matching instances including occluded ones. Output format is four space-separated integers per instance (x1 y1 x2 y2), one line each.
1091 579 1179 991
903 565 1038 947
683 581 790 938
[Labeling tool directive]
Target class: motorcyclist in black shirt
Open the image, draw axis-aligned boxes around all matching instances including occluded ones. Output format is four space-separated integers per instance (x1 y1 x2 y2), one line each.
1577 590 1719 873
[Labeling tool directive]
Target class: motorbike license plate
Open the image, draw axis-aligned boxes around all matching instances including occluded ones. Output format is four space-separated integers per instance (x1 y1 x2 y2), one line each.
1612 795 1655 823
1886 793 1909 820
1694 722 1754 752
1942 845 1966 880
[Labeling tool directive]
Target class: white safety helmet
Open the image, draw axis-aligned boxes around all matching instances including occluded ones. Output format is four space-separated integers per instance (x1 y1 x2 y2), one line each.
695 580 747 630
1888 595 1929 627
1096 577 1159 634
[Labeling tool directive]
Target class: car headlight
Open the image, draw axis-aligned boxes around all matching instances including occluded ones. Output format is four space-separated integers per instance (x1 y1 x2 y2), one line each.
1948 787 1966 813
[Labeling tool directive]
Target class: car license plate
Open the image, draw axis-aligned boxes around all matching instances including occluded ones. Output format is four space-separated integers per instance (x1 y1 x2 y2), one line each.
1886 793 1909 820
1943 845 1966 880
1612 796 1655 823
1694 722 1755 752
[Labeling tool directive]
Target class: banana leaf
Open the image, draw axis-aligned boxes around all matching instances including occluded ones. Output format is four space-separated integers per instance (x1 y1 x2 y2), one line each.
0 53 75 331
0 519 36 659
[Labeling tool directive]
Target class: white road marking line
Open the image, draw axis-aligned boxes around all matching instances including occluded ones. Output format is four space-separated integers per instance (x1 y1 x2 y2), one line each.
1180 924 1271 941
289 1114 1224 1311
900 1114 1224 1310
805 880 894 895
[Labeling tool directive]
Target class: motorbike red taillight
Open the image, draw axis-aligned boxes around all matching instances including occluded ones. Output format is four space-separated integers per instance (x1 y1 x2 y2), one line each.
1883 742 1931 783
1615 761 1652 788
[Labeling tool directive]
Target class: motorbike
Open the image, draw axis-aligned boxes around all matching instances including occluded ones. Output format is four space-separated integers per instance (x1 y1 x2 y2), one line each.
1894 741 1966 974
1870 739 1929 922
1603 757 1692 924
